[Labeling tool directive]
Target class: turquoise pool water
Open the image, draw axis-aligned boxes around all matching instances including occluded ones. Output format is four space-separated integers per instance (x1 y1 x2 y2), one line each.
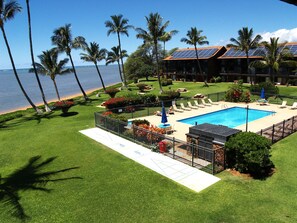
178 107 275 128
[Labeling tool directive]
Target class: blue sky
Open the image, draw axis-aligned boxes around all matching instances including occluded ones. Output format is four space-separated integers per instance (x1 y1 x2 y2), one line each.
0 0 296 69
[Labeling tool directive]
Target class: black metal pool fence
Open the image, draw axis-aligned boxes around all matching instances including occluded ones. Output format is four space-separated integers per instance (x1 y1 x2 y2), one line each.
94 112 224 175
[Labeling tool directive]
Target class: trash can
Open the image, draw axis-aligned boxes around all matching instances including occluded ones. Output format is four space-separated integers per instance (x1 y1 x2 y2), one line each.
159 141 166 153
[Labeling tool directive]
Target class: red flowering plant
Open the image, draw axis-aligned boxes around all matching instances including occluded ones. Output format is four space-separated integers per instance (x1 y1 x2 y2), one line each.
134 124 165 143
54 100 74 113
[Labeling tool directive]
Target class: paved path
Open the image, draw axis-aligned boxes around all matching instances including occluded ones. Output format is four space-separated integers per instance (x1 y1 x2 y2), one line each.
80 128 220 193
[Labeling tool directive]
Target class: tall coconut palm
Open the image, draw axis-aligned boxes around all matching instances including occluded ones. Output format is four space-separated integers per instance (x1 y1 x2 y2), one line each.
105 14 133 87
26 0 51 112
30 49 72 101
0 0 41 113
250 37 295 82
106 46 128 84
51 24 88 101
227 27 262 83
80 42 107 92
160 30 178 58
136 12 173 92
181 27 209 85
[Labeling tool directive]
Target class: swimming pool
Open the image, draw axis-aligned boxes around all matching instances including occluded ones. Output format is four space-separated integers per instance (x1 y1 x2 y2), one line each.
178 107 275 128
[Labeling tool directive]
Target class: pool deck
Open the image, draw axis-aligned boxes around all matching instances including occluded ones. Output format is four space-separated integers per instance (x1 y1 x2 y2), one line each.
136 102 297 142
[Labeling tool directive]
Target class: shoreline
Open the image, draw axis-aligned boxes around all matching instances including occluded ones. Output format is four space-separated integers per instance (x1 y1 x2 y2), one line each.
0 82 119 115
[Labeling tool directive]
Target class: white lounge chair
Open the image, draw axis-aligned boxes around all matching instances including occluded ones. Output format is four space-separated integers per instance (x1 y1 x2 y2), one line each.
201 98 211 106
172 104 183 112
290 102 297 110
194 100 205 108
187 101 199 109
180 103 191 111
279 101 287 108
207 98 219 105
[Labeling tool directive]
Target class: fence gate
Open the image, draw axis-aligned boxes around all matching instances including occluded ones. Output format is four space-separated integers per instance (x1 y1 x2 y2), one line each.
197 135 213 162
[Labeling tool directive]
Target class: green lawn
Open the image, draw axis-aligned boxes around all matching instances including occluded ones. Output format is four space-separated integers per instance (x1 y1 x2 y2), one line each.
1 81 297 222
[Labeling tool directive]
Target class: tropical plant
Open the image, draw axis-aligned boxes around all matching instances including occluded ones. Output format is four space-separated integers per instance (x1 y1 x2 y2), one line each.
227 27 262 83
181 27 209 85
0 0 41 113
25 0 51 112
105 88 120 98
250 37 296 82
106 46 128 85
0 156 80 220
105 14 133 87
136 12 174 93
51 24 88 100
30 49 72 101
160 30 178 58
80 41 107 92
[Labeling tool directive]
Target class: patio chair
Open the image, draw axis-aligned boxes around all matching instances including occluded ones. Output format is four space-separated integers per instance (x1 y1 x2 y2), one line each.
180 103 191 111
172 104 183 112
290 102 297 110
207 98 219 105
201 98 211 106
279 101 287 108
187 101 199 109
194 100 205 108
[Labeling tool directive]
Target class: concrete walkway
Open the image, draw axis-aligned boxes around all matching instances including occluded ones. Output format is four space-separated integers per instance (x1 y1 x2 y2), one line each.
80 128 220 193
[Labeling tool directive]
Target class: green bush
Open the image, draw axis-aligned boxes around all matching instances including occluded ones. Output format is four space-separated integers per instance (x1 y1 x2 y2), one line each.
225 132 274 178
105 88 120 98
158 90 180 101
250 82 279 96
0 111 25 123
136 83 147 92
161 78 173 86
132 119 150 126
140 94 157 104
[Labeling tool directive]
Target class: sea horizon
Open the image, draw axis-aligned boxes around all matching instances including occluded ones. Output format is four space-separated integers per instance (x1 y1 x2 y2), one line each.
0 65 121 114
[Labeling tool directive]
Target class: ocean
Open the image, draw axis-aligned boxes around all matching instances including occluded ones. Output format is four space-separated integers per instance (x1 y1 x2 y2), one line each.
0 65 121 114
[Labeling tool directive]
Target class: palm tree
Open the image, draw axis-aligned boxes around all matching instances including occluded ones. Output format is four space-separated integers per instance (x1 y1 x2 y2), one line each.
250 37 295 82
106 46 128 85
51 24 88 101
0 0 41 113
80 42 107 92
105 14 133 87
181 27 209 85
30 49 72 101
227 27 262 83
26 0 51 112
136 12 173 92
160 30 178 58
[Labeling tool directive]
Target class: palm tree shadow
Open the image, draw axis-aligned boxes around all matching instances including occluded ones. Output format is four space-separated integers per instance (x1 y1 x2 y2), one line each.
60 111 79 117
0 156 82 221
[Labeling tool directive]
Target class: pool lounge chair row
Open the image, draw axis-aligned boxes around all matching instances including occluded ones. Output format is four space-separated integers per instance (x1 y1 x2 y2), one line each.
279 101 297 109
173 99 219 112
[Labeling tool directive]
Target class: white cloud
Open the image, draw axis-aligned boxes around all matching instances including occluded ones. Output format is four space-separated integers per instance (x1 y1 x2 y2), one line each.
260 28 297 43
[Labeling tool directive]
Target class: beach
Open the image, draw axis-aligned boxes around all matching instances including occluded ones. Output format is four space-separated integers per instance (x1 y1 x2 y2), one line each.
0 65 120 114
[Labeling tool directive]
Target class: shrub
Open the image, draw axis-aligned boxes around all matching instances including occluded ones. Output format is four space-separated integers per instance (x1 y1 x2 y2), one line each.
102 111 127 122
140 94 157 104
161 78 173 86
158 90 180 101
105 88 120 98
225 81 250 103
225 132 274 178
210 76 222 83
136 83 148 92
250 82 279 96
132 119 150 126
103 97 127 109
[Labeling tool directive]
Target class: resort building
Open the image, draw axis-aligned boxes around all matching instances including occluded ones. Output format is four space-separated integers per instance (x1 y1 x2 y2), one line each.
164 42 297 84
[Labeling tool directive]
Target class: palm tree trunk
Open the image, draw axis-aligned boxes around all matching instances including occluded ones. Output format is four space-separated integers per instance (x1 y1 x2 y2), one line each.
53 79 61 101
154 41 163 93
117 32 127 87
117 60 124 83
194 45 208 86
1 26 41 114
94 62 106 92
26 0 51 112
68 53 88 101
